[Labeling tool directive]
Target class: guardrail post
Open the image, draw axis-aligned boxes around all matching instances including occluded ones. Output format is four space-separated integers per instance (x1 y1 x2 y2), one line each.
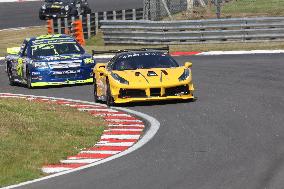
87 14 91 39
113 10 117 20
64 17 69 34
132 9 136 20
57 18 61 34
95 12 99 34
103 11 107 20
122 10 126 20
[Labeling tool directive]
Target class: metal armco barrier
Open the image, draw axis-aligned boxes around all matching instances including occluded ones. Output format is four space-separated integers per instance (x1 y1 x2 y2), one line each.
100 17 284 45
51 8 144 39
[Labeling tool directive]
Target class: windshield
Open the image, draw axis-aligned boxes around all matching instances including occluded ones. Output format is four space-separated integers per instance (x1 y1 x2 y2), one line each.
32 43 85 58
112 53 179 71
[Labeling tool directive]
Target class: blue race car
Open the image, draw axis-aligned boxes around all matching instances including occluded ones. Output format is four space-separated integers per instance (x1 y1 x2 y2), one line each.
5 34 95 88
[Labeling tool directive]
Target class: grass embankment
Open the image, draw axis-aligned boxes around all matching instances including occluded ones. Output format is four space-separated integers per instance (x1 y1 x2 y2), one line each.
0 98 105 187
0 26 45 57
170 0 284 20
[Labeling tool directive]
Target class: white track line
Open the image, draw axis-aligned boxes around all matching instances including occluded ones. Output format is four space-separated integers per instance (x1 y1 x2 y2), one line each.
105 119 142 122
41 167 72 174
101 134 140 140
96 142 135 146
106 128 143 132
60 159 102 164
80 150 120 155
108 124 144 127
198 50 284 55
78 108 117 112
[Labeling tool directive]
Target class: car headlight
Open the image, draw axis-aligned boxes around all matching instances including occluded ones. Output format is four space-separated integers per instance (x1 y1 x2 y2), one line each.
64 5 69 11
178 69 190 81
34 62 49 69
111 72 129 85
42 4 46 10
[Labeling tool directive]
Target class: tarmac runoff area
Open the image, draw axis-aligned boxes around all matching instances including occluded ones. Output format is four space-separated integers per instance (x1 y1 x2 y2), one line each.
0 93 160 189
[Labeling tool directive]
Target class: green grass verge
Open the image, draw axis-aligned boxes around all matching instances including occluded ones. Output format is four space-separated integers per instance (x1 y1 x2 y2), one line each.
0 26 47 57
0 98 106 187
222 0 284 18
168 0 284 20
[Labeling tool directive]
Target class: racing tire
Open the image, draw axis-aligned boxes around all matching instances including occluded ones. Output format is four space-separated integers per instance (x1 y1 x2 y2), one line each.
83 7 91 15
106 80 114 107
7 64 15 86
93 77 99 102
39 11 46 20
39 14 46 20
26 72 33 89
70 9 78 17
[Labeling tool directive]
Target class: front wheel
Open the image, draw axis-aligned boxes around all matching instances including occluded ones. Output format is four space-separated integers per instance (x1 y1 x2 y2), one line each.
93 77 99 102
84 7 91 14
70 9 78 17
39 12 46 20
26 72 33 89
7 64 15 86
106 81 114 107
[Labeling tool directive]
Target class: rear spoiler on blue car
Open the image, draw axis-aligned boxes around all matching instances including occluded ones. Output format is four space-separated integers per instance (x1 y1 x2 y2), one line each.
92 46 170 56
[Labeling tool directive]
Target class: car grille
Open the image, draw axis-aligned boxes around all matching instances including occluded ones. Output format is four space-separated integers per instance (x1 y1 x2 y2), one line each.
150 88 161 96
53 74 79 79
45 8 62 14
165 85 190 96
119 89 147 98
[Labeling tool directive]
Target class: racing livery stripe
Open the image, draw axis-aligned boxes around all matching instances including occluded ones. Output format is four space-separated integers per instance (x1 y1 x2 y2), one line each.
0 93 145 175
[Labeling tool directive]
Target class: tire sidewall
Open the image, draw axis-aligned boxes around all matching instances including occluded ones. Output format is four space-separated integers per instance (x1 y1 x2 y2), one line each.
106 80 113 107
7 64 15 86
93 77 99 102
26 72 33 89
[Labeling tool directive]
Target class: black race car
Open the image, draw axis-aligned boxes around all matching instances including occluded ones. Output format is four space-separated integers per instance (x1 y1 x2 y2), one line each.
39 0 92 20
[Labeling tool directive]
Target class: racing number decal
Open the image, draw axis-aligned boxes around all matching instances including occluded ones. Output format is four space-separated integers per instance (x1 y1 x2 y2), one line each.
17 58 23 77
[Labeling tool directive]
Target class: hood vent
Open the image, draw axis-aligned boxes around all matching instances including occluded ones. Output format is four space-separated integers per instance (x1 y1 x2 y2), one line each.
147 71 158 76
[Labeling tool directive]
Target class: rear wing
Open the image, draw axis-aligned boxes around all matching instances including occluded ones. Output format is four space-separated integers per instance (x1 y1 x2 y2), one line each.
7 47 21 55
92 46 170 56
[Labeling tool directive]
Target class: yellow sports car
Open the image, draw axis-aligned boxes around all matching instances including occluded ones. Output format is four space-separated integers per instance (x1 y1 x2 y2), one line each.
92 48 195 106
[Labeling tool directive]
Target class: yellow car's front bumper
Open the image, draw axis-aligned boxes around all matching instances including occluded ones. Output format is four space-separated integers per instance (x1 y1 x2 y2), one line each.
110 81 195 104
114 93 195 104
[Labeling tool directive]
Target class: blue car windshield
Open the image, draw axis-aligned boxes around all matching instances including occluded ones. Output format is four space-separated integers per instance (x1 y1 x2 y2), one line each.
32 43 85 58
112 53 179 71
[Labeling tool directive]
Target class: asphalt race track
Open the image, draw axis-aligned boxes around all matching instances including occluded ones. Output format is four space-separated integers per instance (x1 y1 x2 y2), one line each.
1 54 284 189
0 0 143 29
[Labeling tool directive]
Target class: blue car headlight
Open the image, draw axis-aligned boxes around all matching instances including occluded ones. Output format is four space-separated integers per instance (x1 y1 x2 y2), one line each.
178 69 190 81
111 72 129 85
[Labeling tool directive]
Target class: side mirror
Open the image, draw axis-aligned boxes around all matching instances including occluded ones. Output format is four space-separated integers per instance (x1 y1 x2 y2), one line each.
184 62 192 68
97 65 106 76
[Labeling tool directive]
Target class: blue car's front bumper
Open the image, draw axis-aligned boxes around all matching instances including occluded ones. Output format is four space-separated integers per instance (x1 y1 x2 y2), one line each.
29 65 94 87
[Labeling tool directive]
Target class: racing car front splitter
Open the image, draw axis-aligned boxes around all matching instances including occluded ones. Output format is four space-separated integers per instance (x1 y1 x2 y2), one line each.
31 78 93 87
